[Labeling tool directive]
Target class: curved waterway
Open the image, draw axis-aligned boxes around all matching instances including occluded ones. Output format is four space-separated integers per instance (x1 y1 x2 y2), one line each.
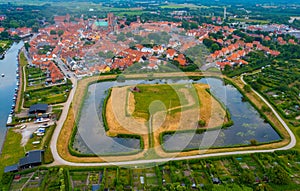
73 78 281 155
0 42 24 151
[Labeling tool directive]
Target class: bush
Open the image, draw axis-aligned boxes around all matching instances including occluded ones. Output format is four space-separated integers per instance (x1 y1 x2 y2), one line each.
198 120 206 127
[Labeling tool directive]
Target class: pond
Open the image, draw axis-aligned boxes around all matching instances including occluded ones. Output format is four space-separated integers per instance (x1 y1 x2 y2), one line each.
73 77 281 155
162 78 281 151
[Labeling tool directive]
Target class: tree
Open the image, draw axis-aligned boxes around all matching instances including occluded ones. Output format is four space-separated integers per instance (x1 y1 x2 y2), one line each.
0 31 10 39
268 166 290 185
211 43 220 52
126 32 133 38
117 32 126 42
250 139 258 146
239 170 255 184
57 30 64 37
203 38 214 48
9 20 19 28
24 42 30 51
50 30 56 35
32 26 39 33
198 120 206 127
129 41 135 48
243 84 251 93
261 105 271 112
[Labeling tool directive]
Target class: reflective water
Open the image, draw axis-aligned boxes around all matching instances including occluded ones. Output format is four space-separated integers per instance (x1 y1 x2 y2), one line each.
0 42 24 151
73 78 281 155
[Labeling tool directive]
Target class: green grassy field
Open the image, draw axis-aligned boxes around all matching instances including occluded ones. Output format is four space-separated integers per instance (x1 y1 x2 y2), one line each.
0 128 25 179
0 40 12 54
19 52 28 67
0 40 11 48
132 84 186 120
230 18 270 24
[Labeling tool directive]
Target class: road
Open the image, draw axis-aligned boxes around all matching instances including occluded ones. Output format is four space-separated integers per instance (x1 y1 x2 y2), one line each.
49 73 296 167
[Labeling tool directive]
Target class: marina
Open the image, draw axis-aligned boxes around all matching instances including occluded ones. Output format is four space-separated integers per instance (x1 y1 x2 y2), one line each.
0 41 24 151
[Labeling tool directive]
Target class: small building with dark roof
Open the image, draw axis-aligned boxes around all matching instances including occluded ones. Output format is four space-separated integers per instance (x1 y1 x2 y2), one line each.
4 164 18 173
4 150 44 173
28 103 49 115
19 150 44 169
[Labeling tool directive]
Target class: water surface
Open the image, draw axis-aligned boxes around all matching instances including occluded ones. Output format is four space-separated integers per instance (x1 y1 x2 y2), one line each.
0 42 24 151
73 78 281 155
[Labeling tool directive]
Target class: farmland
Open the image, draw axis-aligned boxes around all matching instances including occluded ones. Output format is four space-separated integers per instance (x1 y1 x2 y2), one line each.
2 151 300 190
244 59 300 127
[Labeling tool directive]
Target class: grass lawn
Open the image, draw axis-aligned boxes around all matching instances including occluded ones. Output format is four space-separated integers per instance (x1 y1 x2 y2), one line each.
19 52 28 67
0 128 25 178
16 52 28 113
132 84 187 120
0 40 12 53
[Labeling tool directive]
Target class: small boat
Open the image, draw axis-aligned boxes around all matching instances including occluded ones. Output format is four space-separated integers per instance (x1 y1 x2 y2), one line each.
34 118 50 123
36 133 44 137
1 74 4 77
7 114 12 124
20 124 27 130
40 123 50 128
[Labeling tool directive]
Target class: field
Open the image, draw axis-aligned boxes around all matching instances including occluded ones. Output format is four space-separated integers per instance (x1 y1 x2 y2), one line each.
4 150 300 190
132 84 187 120
0 128 25 181
244 60 300 127
229 18 270 24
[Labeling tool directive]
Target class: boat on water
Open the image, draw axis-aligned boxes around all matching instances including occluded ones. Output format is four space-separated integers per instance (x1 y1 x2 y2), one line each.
1 74 4 77
34 117 50 123
6 114 13 124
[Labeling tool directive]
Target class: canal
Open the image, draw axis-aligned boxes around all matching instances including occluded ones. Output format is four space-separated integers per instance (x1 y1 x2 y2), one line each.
0 42 24 151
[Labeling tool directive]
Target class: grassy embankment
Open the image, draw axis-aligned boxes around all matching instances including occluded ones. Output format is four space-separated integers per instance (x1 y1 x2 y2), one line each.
0 128 25 179
15 51 27 113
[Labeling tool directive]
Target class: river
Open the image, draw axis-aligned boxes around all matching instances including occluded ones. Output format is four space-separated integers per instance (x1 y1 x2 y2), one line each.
0 42 24 151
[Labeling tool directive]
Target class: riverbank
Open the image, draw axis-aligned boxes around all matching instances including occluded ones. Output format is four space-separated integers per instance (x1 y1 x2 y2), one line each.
14 50 27 113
